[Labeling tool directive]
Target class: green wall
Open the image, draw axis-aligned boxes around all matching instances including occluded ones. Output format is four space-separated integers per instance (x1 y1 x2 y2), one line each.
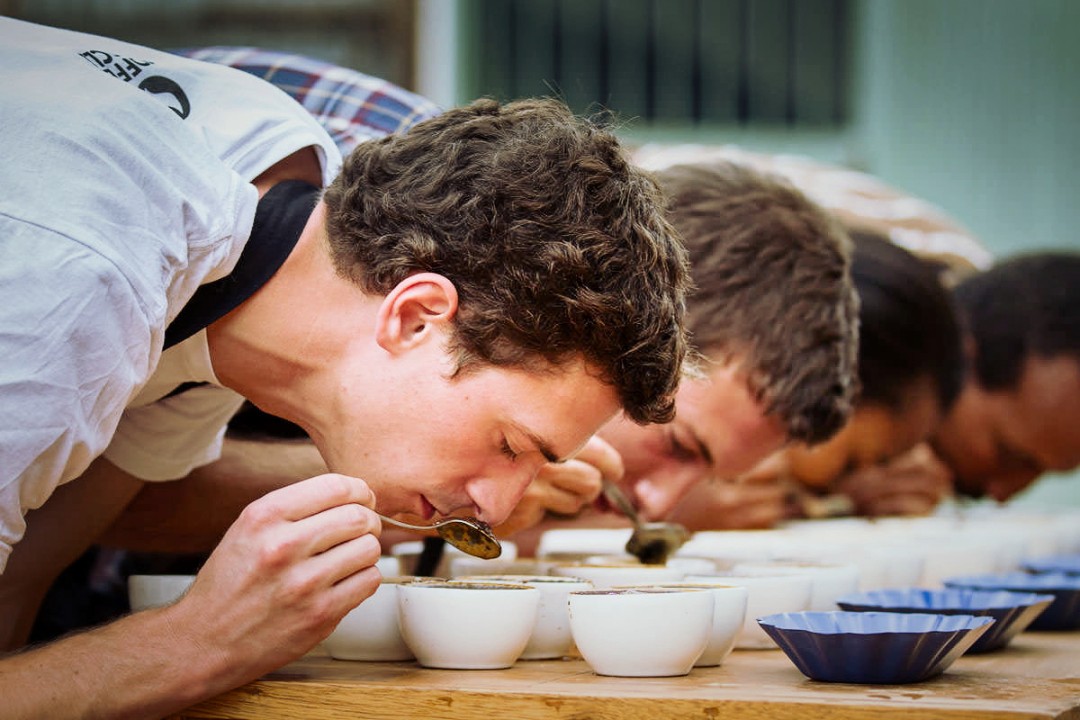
851 0 1080 257
850 0 1080 508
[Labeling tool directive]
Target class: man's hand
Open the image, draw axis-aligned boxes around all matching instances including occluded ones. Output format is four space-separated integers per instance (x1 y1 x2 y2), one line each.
833 443 955 517
176 473 382 674
1 472 382 720
494 436 623 538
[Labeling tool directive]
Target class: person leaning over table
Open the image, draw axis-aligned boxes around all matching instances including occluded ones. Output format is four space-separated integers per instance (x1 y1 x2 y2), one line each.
668 228 965 530
0 19 692 720
16 48 451 593
931 251 1080 503
105 46 628 555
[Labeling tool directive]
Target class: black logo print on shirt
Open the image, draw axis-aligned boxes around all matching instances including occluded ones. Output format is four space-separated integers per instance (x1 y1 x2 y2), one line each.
79 49 191 119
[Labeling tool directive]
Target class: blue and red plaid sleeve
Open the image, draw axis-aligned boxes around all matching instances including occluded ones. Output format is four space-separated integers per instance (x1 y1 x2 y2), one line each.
172 46 443 156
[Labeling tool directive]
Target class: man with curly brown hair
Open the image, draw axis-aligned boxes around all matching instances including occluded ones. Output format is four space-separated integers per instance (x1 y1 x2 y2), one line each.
0 20 689 718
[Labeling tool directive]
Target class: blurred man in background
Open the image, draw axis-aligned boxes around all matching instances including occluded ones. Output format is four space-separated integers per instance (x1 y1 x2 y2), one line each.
933 252 1080 502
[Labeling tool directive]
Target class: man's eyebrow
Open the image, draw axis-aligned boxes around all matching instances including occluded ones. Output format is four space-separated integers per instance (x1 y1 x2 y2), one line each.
511 422 563 463
694 430 714 466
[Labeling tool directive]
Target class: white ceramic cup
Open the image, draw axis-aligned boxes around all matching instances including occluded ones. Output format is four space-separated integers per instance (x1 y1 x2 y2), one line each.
127 574 195 612
465 575 593 659
323 576 414 661
697 584 750 666
621 582 748 667
569 587 714 677
397 580 540 669
688 572 813 649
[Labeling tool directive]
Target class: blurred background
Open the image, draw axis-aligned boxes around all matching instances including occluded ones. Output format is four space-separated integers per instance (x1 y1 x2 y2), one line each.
4 0 1077 506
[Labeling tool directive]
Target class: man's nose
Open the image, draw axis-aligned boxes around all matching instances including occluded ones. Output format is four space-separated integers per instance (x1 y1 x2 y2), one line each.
470 465 539 526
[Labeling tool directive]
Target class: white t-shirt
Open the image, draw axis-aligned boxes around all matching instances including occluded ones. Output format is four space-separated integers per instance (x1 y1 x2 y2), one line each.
0 17 342 570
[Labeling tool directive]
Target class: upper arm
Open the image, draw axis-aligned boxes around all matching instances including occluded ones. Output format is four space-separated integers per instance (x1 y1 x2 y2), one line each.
253 146 324 197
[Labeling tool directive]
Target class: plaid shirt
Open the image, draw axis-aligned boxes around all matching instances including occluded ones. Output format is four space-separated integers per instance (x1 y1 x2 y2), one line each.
173 46 443 155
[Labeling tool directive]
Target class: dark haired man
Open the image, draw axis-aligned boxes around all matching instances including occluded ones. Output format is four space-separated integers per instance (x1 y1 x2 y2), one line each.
0 19 689 718
932 252 1080 502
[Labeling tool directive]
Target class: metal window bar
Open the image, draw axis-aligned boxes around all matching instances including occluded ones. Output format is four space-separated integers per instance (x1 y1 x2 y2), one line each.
471 0 847 127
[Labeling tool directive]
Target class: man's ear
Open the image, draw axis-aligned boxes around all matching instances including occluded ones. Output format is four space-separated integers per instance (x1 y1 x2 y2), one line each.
374 273 459 353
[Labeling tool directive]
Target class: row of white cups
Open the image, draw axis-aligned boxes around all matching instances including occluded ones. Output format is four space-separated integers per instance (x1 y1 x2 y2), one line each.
129 506 1080 677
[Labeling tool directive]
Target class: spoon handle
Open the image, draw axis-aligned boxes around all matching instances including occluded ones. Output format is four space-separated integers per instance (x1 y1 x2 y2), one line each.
378 514 434 532
601 479 643 528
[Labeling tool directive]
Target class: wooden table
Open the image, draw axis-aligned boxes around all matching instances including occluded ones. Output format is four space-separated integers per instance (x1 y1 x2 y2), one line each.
168 631 1080 720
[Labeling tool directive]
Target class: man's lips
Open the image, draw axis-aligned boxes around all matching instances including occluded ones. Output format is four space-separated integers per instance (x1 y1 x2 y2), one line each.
417 494 484 522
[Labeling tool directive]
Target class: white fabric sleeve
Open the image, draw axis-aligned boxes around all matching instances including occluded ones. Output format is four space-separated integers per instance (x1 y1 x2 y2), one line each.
104 384 246 482
0 218 154 573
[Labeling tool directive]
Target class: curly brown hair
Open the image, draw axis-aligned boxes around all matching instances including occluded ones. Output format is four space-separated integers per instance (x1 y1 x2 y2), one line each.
654 161 859 444
322 98 690 424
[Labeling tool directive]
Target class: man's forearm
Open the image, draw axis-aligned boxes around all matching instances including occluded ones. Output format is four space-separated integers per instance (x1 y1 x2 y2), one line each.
101 437 327 553
1 604 235 720
0 458 145 651
5 471 384 719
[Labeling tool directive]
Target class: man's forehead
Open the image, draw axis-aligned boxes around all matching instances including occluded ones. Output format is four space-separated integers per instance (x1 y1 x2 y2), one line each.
1017 354 1080 404
697 393 788 474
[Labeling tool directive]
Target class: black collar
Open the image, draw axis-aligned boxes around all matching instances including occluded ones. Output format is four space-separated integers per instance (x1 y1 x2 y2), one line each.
164 179 320 350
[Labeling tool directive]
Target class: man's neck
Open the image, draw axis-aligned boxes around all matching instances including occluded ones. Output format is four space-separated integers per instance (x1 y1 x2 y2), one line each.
205 201 371 431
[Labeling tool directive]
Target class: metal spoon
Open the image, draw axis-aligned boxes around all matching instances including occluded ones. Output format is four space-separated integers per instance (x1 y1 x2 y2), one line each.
379 514 502 560
601 480 690 565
